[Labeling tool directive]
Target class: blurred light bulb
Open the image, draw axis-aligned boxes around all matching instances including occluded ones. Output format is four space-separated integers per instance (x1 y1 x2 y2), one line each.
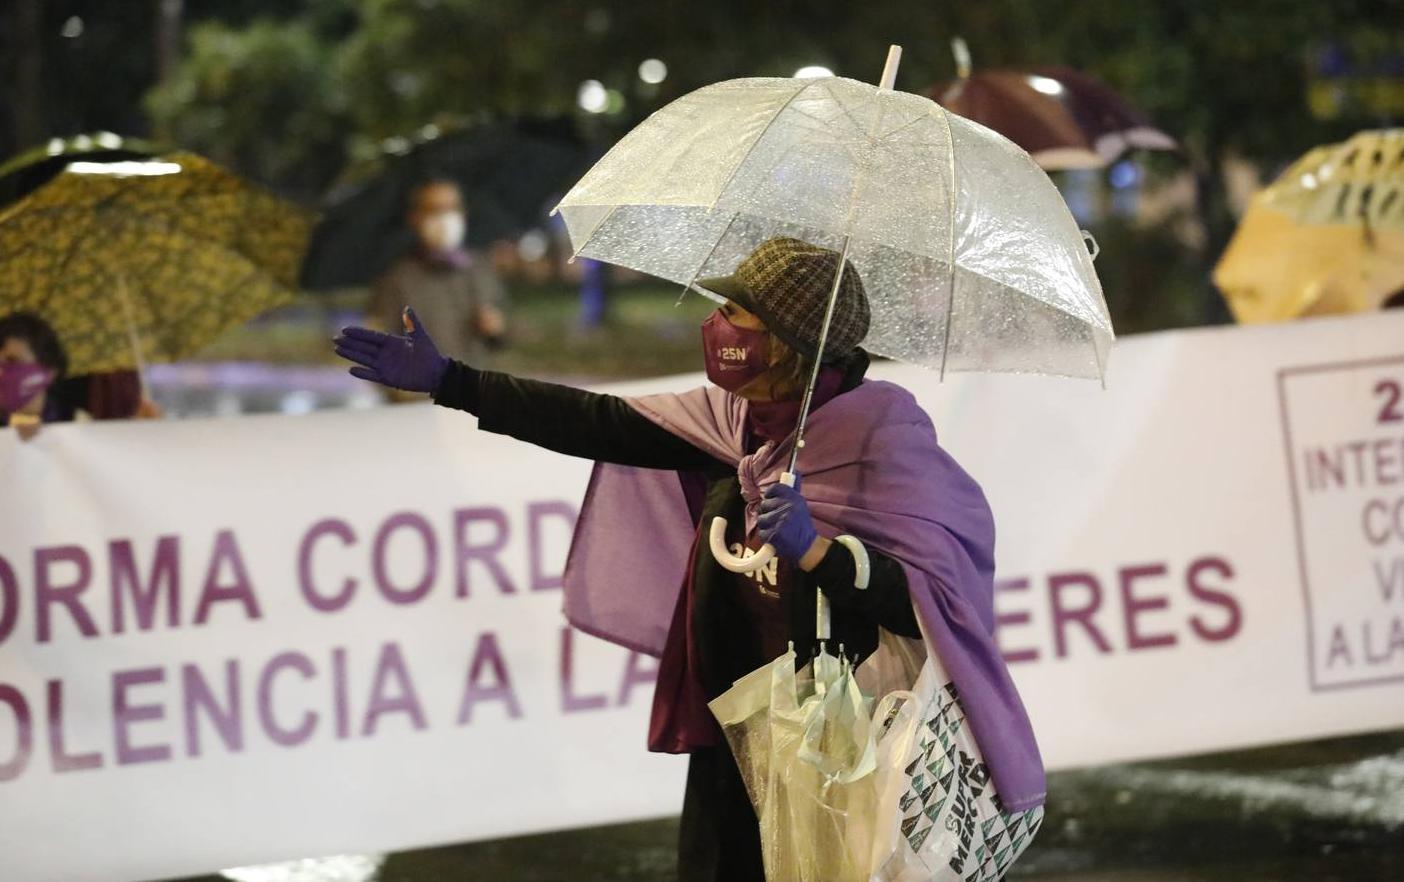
638 58 667 84
578 80 608 113
518 229 548 262
46 138 65 156
95 131 122 149
1028 75 1064 96
60 16 84 38
68 161 182 176
794 65 834 79
1108 160 1140 189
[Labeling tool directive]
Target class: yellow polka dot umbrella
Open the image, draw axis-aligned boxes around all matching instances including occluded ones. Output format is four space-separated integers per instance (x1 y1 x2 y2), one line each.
0 152 313 375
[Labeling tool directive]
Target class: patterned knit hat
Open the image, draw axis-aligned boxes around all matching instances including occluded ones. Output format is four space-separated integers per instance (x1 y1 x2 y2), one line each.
697 237 870 362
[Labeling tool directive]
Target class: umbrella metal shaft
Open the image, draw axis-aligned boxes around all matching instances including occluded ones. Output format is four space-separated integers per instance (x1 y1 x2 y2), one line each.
787 45 901 475
787 235 853 476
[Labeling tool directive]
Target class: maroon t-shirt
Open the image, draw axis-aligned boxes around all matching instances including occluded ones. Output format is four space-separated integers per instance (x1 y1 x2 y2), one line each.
725 521 795 662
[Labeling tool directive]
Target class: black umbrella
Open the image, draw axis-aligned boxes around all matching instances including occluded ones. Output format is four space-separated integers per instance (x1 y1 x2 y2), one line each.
300 120 589 290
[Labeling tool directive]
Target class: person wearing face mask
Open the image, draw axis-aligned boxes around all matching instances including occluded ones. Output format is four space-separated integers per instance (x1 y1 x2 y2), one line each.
334 236 1044 881
0 311 74 441
367 176 506 400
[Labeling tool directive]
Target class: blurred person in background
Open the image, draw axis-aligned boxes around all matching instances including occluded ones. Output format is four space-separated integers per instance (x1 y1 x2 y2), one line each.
367 176 506 400
59 369 163 421
0 311 72 441
0 312 161 441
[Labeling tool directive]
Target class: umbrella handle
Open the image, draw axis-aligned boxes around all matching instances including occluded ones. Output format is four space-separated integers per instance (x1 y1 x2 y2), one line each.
708 470 797 573
707 518 777 573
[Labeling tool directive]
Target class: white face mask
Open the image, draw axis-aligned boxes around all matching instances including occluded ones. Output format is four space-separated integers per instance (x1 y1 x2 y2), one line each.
420 210 466 251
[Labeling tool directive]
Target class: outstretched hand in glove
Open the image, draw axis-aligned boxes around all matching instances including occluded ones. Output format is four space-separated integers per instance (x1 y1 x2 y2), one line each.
333 307 449 393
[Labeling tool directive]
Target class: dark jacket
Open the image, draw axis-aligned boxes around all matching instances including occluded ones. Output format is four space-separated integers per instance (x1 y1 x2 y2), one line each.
432 357 921 882
432 357 920 690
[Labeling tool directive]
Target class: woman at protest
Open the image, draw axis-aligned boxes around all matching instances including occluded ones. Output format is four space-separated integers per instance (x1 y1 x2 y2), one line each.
0 311 73 441
334 237 1045 882
0 312 159 442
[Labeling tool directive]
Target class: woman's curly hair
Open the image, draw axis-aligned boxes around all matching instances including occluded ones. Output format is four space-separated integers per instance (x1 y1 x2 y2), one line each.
0 311 69 379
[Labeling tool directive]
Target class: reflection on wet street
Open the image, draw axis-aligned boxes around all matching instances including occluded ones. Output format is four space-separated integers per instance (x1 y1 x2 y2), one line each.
169 730 1403 882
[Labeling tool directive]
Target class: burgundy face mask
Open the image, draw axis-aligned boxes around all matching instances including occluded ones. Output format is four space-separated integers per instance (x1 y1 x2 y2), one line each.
700 310 770 393
0 362 55 414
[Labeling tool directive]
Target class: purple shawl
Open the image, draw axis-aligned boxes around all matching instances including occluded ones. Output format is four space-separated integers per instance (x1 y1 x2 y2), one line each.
560 380 1047 811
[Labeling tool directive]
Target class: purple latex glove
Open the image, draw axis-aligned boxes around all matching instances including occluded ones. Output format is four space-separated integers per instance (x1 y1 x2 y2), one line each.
334 307 450 393
756 481 820 562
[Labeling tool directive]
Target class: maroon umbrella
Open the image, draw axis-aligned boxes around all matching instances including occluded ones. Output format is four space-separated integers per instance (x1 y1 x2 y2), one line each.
932 55 1176 170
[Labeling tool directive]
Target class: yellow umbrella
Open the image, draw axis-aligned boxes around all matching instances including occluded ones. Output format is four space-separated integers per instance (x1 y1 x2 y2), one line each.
1214 129 1404 323
0 152 312 375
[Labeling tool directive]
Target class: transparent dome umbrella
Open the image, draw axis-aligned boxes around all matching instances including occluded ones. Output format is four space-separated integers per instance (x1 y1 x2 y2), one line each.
554 49 1111 386
554 45 1113 574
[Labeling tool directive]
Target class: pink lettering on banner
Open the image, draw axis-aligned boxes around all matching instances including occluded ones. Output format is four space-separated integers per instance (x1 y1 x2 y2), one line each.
0 555 19 645
994 556 1243 663
560 627 608 712
993 578 1039 663
113 667 171 765
193 530 262 626
361 642 427 735
453 507 516 596
109 536 181 635
372 513 438 605
257 651 317 747
0 684 32 781
182 660 244 757
1119 564 1177 650
616 651 658 706
456 632 522 724
1187 557 1241 642
1049 571 1112 658
528 501 578 592
47 680 101 773
332 647 351 739
1280 356 1404 690
36 545 98 643
298 519 358 612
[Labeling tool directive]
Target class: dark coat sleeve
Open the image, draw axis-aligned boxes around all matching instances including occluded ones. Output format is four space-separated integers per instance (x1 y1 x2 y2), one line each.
806 541 921 639
432 360 722 472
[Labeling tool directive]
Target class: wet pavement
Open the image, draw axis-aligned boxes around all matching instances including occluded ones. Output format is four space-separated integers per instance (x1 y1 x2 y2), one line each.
165 729 1404 882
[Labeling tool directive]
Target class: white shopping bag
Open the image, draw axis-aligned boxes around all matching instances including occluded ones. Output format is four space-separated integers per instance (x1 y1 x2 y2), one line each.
866 637 1045 882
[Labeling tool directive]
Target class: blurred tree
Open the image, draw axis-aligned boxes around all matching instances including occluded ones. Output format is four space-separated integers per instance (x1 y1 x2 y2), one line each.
0 1 161 162
146 17 351 200
24 0 1393 332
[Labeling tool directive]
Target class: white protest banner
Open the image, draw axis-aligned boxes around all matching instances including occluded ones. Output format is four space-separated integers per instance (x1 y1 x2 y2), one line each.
1 310 1402 882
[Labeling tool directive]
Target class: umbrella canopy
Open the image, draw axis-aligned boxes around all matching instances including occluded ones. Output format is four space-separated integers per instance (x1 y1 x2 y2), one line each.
1214 129 1404 322
934 66 1176 171
0 152 312 375
556 75 1113 381
301 122 588 290
0 132 164 208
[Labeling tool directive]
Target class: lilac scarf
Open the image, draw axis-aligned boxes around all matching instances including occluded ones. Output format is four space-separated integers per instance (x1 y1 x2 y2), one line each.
560 380 1047 811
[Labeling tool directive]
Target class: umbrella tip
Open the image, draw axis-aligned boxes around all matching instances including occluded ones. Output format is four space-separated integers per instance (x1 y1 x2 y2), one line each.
952 37 972 80
879 45 903 91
